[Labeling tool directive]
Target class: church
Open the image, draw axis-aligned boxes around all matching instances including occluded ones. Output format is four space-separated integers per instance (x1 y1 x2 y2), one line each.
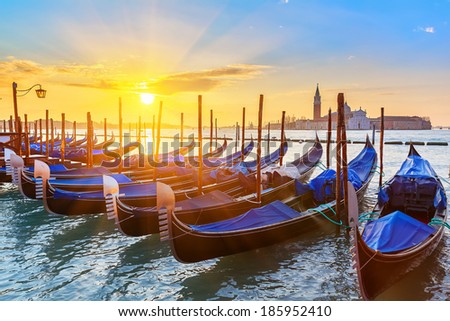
295 84 431 130
295 84 371 130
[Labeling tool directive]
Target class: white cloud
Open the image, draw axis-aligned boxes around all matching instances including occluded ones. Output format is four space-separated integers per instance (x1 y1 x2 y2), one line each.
416 26 436 33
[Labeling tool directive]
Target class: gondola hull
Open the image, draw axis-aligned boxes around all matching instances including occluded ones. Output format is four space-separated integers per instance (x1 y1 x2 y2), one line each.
117 179 299 237
166 182 372 263
43 152 299 217
350 144 448 300
112 141 322 236
351 226 445 300
17 141 292 217
162 137 377 263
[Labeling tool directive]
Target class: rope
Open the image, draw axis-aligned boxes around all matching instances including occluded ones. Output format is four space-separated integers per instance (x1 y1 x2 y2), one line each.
359 211 379 222
438 175 450 186
370 166 385 177
428 218 450 229
315 161 327 171
322 202 337 216
310 205 342 226
241 198 262 204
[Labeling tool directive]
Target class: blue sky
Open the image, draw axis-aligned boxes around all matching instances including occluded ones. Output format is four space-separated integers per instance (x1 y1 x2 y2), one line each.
1 0 449 126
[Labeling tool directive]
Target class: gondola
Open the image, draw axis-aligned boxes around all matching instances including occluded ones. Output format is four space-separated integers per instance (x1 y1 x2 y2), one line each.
0 148 16 183
47 133 115 158
158 136 376 263
123 139 249 180
66 134 88 148
29 133 84 154
103 139 323 237
113 139 196 170
349 144 448 300
93 132 115 150
15 139 254 199
48 140 140 166
21 139 159 181
26 141 289 216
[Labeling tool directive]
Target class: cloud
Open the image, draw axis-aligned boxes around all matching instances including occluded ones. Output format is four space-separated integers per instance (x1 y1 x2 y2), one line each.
0 59 46 75
0 57 270 94
416 26 436 33
144 64 271 95
63 63 270 94
65 80 121 90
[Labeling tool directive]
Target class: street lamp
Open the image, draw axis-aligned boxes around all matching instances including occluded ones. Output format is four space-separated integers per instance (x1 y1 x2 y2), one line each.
12 82 47 155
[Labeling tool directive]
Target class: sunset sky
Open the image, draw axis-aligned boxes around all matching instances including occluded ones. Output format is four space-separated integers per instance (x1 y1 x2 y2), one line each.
1 0 449 127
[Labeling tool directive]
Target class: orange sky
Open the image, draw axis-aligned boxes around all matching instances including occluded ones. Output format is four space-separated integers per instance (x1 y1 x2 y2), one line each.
1 1 449 127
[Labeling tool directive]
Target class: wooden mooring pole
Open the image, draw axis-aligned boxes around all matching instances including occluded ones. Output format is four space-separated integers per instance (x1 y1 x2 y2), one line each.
45 110 49 158
39 119 43 153
198 95 203 194
340 94 349 227
209 109 213 154
335 97 343 225
379 107 385 188
118 98 123 173
327 108 332 169
256 95 264 203
61 113 66 163
241 107 246 162
180 113 184 146
280 110 286 166
24 114 30 160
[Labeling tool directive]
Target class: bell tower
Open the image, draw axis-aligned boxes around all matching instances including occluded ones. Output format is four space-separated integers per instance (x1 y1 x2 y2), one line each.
313 83 321 121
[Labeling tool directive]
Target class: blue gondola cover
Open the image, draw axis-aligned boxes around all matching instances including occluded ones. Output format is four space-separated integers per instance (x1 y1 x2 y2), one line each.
51 173 132 186
174 190 234 212
362 210 436 253
53 182 157 200
190 200 302 232
377 153 446 210
308 168 362 202
347 145 377 182
396 154 438 178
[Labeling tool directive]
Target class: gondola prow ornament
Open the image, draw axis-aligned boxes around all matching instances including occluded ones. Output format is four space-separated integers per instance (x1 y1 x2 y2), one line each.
34 160 50 199
157 182 176 242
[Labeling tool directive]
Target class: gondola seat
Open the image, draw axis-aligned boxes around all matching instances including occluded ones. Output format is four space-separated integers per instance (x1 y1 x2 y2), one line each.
383 177 438 223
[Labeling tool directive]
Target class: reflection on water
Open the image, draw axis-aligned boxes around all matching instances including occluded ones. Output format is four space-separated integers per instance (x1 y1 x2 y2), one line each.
0 130 449 301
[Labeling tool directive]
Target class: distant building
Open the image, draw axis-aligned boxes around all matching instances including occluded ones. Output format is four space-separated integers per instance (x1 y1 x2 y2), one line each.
313 83 321 121
294 84 371 130
370 116 432 130
282 84 432 130
348 107 370 130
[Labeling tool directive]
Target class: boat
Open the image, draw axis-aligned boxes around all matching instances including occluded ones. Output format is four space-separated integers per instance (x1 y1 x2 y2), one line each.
14 139 254 199
349 144 448 300
0 148 16 183
119 139 197 170
48 140 140 166
104 139 323 237
124 139 250 180
68 134 88 147
93 132 115 150
157 136 376 263
22 141 291 216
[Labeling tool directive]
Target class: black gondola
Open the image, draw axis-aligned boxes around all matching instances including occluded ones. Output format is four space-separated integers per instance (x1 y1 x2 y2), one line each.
349 144 448 300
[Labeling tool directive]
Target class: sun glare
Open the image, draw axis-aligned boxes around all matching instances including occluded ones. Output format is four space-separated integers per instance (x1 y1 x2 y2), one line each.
140 93 155 105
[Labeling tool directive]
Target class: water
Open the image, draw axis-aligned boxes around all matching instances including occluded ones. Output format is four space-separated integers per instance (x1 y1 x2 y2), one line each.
1 129 449 301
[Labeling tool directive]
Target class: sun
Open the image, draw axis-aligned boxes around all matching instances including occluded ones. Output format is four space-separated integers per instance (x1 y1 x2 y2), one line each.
140 93 155 105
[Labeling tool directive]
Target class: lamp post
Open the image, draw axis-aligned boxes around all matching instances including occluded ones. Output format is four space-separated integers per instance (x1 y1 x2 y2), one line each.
12 82 47 155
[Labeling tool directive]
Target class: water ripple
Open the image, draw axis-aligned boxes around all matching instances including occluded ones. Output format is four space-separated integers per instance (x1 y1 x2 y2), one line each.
1 130 449 301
